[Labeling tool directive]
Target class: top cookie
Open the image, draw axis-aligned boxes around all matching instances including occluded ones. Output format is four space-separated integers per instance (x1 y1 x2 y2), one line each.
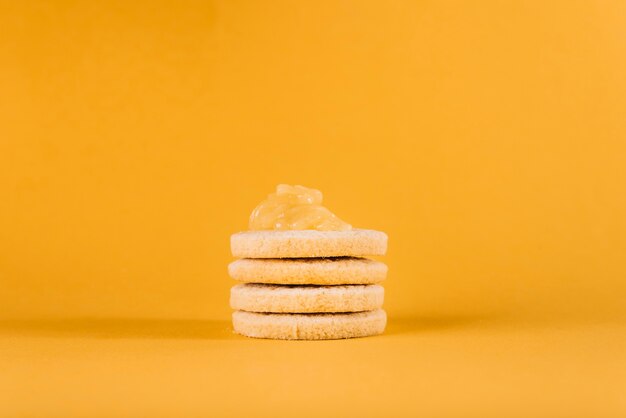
230 229 388 258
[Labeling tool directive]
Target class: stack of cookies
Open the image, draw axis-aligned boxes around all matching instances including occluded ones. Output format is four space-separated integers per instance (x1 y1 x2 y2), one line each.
229 229 388 340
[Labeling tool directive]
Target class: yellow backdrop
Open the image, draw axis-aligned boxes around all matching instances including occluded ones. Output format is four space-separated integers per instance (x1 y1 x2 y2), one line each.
2 2 626 417
1 0 625 322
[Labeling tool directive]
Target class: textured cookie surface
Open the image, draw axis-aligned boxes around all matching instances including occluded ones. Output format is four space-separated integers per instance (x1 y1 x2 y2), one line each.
232 309 387 340
228 257 387 285
230 284 384 313
230 229 387 258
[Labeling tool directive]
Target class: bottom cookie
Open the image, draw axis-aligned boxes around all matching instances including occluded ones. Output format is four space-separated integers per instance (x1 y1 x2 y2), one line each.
232 309 386 340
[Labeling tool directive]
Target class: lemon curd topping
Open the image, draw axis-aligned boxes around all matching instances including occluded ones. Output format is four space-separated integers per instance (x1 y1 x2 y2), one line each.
248 184 352 231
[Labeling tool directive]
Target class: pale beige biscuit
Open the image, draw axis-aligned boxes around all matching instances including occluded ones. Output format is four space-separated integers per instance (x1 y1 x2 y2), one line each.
232 309 387 340
228 257 387 285
230 229 387 259
230 283 384 313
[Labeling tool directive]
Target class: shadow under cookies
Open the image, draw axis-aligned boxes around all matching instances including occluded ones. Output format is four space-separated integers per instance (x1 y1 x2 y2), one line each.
0 318 233 340
385 312 508 336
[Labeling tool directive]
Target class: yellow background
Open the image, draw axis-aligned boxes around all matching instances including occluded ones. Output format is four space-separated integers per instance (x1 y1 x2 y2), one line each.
1 1 625 417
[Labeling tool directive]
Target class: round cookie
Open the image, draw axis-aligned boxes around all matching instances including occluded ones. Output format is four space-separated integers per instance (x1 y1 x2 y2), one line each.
230 229 387 259
230 284 384 313
232 309 387 340
228 257 387 285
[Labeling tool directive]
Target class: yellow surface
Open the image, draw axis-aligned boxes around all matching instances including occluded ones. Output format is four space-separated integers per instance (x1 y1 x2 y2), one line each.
1 1 626 416
1 318 625 417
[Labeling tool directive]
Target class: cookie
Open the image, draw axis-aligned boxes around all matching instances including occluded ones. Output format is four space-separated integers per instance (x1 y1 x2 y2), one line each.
228 257 386 285
230 283 384 313
232 309 387 340
230 229 387 259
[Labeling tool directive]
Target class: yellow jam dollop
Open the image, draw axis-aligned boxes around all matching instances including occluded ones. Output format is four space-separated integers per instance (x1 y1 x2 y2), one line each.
249 184 352 231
